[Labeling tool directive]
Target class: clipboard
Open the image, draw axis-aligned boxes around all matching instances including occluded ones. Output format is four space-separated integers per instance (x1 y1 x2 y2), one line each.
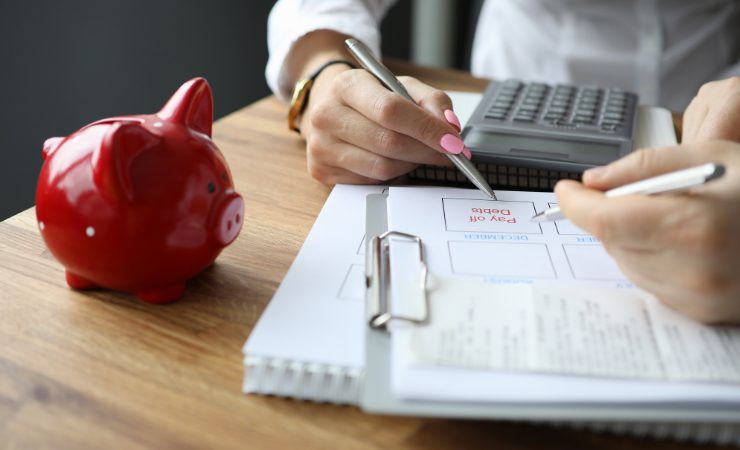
361 192 740 445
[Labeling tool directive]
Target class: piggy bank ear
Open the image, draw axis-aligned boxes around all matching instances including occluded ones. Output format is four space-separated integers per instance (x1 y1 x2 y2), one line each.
157 77 213 137
42 137 64 160
92 122 160 202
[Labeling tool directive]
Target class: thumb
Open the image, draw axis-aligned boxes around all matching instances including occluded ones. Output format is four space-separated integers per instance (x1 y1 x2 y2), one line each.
582 145 708 190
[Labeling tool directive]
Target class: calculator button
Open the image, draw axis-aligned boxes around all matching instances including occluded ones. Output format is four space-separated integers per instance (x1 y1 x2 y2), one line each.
601 123 620 131
580 94 600 103
601 119 622 127
573 116 595 124
496 94 515 102
546 106 567 114
518 104 540 112
513 116 535 122
499 87 521 96
485 114 506 120
492 100 512 109
575 109 596 117
528 87 547 95
550 100 570 108
523 98 542 106
555 84 575 92
603 112 624 121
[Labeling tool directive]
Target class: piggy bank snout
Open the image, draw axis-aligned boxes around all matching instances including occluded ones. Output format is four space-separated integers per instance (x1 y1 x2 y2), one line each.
212 192 244 246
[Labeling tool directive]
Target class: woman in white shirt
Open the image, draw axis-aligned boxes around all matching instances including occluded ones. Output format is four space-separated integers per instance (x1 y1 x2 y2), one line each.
266 0 740 323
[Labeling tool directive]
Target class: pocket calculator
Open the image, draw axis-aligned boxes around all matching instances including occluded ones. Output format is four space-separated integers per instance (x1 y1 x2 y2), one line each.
462 80 638 173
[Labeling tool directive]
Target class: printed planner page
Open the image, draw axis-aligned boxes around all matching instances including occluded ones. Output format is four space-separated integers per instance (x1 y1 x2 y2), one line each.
387 186 627 286
386 186 740 403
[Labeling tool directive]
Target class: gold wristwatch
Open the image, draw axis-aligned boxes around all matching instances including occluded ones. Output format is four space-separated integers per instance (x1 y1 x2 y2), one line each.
287 59 356 133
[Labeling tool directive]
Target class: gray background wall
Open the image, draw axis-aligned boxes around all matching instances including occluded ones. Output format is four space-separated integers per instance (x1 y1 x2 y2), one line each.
0 0 479 220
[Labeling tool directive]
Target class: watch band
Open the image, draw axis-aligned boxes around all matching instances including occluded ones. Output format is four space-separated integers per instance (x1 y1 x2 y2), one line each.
288 59 357 133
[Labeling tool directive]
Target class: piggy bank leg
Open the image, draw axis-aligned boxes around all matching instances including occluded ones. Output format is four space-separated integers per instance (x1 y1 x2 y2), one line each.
65 271 98 290
135 284 186 304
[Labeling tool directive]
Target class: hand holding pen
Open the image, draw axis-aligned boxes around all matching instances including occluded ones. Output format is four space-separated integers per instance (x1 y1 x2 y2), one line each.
345 39 495 198
555 142 740 324
291 34 492 193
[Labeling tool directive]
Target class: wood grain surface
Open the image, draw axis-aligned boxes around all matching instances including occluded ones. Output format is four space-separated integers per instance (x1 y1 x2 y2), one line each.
0 60 695 449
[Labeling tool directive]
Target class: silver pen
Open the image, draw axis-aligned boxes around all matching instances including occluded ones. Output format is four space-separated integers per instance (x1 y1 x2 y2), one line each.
531 162 726 222
344 38 497 200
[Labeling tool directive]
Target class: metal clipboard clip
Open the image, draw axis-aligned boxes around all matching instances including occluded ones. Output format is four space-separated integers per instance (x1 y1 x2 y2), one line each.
365 231 429 331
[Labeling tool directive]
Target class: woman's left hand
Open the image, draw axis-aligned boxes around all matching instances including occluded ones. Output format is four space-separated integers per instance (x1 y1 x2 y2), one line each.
683 77 740 144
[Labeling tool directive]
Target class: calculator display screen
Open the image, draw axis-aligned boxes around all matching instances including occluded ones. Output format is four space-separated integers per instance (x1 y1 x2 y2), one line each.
466 131 621 165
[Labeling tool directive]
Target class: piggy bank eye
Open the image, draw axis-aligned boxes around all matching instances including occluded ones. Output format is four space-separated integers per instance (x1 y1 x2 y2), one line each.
207 182 216 194
221 172 228 182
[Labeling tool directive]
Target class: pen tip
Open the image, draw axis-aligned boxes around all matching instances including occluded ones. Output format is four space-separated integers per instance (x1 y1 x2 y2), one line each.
531 212 546 222
480 185 497 200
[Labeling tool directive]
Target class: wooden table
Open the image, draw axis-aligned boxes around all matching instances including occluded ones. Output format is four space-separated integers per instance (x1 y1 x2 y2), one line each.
1 61 694 449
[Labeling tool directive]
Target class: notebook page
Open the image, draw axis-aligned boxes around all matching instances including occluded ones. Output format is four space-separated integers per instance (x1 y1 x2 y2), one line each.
387 185 626 287
243 185 383 370
387 186 740 403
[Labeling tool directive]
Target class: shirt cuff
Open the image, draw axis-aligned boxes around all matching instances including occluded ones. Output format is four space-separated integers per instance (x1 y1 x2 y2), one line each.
715 60 740 80
266 10 382 102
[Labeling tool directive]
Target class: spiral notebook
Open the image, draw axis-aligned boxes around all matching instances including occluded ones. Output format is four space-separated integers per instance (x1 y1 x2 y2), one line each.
241 96 740 445
360 188 740 446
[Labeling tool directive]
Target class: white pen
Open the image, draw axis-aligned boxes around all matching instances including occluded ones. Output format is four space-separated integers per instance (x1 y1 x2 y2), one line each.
531 162 726 222
344 38 497 200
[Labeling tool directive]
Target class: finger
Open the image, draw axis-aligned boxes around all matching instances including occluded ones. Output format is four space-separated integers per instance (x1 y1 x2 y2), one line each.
399 76 456 116
306 149 386 185
402 77 463 132
582 145 709 190
695 89 740 142
311 165 385 185
555 179 687 250
308 133 418 182
312 104 452 166
681 94 708 144
334 70 463 155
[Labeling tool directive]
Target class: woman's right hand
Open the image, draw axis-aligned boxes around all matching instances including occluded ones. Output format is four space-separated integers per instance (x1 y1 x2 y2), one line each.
298 64 469 184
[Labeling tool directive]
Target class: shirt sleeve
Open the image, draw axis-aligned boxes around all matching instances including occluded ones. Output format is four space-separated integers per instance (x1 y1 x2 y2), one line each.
715 60 740 79
266 0 398 102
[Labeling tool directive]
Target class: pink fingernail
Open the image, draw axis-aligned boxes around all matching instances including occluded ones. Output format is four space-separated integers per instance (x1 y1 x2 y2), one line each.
440 134 464 154
462 147 472 160
444 109 461 131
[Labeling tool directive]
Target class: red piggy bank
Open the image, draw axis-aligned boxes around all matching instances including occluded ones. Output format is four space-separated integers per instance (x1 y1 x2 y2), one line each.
35 78 244 304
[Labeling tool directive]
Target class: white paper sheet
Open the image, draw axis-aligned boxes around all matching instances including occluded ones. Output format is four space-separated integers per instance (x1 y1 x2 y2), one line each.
243 185 383 369
388 186 630 285
387 186 740 403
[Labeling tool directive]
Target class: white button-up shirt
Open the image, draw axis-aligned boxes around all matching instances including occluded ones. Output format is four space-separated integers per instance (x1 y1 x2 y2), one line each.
267 0 740 111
